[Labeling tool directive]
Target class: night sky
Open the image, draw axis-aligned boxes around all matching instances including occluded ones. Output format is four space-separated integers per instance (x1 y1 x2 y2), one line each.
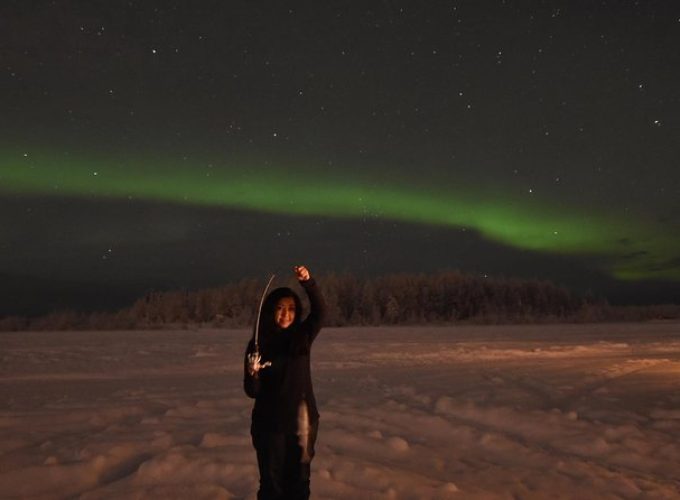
2 1 679 315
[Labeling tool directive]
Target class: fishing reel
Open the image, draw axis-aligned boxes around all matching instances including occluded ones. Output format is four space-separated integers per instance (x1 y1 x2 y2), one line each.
247 351 272 375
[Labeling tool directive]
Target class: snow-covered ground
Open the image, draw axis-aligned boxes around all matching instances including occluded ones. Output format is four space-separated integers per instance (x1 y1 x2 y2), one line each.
2 323 680 499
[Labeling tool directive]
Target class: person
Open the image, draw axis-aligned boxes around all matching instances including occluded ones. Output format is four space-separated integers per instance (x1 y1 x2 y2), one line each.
244 265 326 500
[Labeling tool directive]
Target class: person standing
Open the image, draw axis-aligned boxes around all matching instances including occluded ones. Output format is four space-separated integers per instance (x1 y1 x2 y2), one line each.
244 265 326 500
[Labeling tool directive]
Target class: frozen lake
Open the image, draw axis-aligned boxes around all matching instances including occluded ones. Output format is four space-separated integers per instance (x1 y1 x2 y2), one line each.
2 324 680 499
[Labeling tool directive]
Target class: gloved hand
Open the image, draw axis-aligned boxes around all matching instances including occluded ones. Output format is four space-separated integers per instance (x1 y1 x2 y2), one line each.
247 352 272 376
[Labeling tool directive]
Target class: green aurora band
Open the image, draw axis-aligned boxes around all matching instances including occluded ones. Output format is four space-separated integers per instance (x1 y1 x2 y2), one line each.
1 151 678 281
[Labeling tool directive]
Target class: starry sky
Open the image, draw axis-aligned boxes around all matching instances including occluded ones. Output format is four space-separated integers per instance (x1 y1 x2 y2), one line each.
1 1 679 315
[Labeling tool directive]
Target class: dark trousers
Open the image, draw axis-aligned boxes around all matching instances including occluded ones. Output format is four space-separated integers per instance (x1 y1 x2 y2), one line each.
252 421 318 500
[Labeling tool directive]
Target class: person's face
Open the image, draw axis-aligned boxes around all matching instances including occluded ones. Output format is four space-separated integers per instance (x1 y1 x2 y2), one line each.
274 297 296 329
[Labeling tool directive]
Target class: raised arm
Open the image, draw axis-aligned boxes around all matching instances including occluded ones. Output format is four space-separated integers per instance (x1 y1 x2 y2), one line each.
295 265 326 343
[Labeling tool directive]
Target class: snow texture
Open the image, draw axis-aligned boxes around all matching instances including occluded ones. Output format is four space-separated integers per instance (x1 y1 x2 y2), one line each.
1 323 680 499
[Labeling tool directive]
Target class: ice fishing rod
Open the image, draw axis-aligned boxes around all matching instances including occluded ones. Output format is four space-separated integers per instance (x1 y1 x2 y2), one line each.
253 273 277 353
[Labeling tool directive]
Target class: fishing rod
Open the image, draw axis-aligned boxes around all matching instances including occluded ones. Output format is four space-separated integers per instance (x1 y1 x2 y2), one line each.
254 273 276 352
248 274 276 373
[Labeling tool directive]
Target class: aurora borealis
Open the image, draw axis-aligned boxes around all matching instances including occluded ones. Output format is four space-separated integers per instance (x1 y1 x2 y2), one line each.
1 1 679 314
2 149 677 282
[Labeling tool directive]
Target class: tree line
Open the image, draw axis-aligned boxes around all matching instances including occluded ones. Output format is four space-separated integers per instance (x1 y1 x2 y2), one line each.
1 271 678 331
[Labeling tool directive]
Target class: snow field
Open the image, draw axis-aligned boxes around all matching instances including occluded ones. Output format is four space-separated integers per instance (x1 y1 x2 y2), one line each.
1 324 680 498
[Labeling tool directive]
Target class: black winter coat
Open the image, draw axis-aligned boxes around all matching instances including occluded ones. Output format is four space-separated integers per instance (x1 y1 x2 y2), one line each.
244 278 326 434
